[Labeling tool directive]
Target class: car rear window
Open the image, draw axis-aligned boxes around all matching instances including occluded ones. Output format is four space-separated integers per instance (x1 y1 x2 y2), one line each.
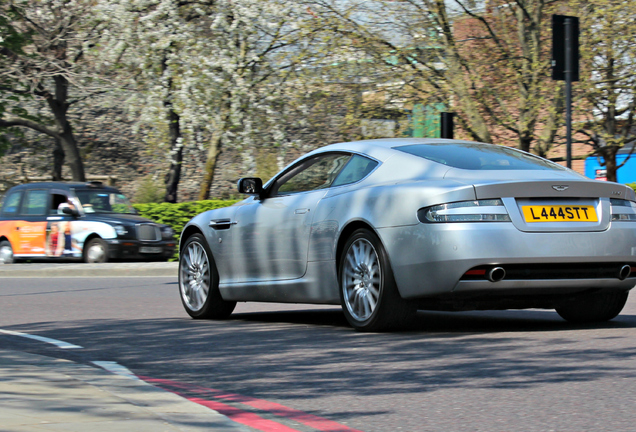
331 154 378 187
20 190 48 215
394 143 567 171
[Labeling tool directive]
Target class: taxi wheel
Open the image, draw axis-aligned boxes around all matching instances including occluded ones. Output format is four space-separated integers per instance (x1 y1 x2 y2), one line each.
0 241 14 264
179 234 236 319
84 238 108 263
556 290 628 323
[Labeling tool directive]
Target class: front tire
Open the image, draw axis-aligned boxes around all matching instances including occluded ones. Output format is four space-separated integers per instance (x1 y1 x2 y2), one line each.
179 233 236 319
0 240 14 264
339 228 415 331
556 290 629 323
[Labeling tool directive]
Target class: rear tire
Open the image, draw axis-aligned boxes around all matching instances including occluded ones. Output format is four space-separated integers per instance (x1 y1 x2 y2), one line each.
179 234 236 319
556 291 629 323
0 240 14 264
339 228 415 331
84 238 108 263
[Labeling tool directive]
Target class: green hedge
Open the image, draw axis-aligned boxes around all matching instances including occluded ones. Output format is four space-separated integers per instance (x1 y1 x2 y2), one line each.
133 199 239 260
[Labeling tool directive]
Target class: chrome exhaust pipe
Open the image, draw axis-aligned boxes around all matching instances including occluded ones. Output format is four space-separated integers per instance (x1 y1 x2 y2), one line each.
619 265 631 280
488 267 506 282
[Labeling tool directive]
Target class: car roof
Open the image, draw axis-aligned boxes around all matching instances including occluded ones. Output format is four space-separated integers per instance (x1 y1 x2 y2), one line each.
7 182 120 193
310 138 486 162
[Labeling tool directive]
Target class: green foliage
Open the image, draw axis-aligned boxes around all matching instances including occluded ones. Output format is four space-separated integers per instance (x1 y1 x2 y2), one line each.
133 199 240 260
626 183 636 194
133 175 165 204
0 11 32 54
0 125 26 157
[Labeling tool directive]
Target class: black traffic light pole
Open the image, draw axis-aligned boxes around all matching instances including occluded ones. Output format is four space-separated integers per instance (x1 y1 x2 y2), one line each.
552 14 579 169
440 112 455 139
565 17 574 169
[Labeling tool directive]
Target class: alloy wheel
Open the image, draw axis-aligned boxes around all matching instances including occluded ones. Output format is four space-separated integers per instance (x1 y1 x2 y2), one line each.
180 241 210 312
342 238 382 321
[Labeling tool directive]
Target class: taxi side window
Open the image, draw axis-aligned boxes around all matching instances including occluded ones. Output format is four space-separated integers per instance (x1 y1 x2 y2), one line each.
20 190 48 216
1 191 23 215
50 193 68 214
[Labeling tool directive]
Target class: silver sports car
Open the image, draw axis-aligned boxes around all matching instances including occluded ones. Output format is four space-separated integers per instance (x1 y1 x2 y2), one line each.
178 138 636 331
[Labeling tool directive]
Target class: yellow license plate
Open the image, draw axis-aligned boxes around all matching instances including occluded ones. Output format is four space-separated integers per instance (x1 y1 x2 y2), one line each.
522 205 598 222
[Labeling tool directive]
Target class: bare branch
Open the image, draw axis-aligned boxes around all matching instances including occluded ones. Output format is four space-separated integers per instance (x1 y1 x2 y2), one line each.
0 117 60 139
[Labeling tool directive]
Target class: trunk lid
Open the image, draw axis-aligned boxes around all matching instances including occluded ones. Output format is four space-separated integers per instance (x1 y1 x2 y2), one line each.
471 179 634 232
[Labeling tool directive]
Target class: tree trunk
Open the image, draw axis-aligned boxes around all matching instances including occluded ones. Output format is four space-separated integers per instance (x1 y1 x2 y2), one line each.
535 85 564 158
52 139 64 181
199 131 223 200
47 76 86 181
58 131 86 181
518 133 533 154
429 1 492 144
605 152 619 183
164 108 182 203
598 147 620 182
199 99 231 200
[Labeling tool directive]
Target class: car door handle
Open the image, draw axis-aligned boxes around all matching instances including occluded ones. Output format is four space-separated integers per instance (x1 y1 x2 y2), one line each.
209 219 237 230
295 208 309 214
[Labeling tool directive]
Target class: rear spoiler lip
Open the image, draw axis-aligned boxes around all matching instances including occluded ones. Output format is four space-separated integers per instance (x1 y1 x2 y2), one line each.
472 180 635 201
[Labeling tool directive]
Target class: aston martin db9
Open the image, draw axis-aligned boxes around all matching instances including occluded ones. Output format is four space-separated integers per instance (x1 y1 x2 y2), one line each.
178 139 636 331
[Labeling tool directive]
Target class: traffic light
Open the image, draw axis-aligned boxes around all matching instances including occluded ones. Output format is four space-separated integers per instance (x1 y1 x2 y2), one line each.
552 15 579 81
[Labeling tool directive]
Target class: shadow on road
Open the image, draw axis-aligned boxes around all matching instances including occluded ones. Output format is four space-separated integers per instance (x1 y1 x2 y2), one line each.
231 307 636 333
6 306 636 420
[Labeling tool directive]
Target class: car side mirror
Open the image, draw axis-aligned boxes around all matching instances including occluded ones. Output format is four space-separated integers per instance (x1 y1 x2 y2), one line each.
59 203 78 216
237 178 263 196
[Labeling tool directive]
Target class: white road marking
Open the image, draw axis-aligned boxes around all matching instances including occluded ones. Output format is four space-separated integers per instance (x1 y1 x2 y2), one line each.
92 361 140 380
0 329 83 349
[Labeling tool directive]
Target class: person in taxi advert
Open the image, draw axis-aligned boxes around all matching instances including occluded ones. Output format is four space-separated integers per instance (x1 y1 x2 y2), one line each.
46 223 63 257
62 222 74 257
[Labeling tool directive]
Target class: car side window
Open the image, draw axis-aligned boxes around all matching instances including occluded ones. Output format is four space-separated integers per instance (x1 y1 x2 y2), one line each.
275 153 351 195
20 190 48 216
50 193 69 214
331 154 379 187
1 191 23 215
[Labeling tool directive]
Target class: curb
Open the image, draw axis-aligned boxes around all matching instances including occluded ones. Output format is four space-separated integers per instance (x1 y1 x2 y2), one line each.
0 262 178 278
0 349 247 432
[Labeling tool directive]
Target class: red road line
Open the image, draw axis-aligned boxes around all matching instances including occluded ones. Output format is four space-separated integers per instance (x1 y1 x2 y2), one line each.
140 376 363 432
186 396 300 432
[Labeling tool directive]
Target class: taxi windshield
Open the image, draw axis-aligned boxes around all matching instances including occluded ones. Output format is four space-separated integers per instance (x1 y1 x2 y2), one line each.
74 189 136 214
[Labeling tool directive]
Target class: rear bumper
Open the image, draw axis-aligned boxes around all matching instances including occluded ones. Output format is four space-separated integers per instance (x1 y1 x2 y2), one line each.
377 221 636 299
454 277 634 295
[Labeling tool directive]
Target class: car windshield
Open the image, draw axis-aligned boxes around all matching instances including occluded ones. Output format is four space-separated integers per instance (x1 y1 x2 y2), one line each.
74 189 136 214
395 143 567 171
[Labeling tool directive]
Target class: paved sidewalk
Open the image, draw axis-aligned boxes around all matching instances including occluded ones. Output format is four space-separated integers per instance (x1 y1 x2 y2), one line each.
0 262 178 278
0 349 247 432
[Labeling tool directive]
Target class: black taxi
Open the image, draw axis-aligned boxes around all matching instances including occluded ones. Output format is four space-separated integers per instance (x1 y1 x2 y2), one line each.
0 182 176 263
